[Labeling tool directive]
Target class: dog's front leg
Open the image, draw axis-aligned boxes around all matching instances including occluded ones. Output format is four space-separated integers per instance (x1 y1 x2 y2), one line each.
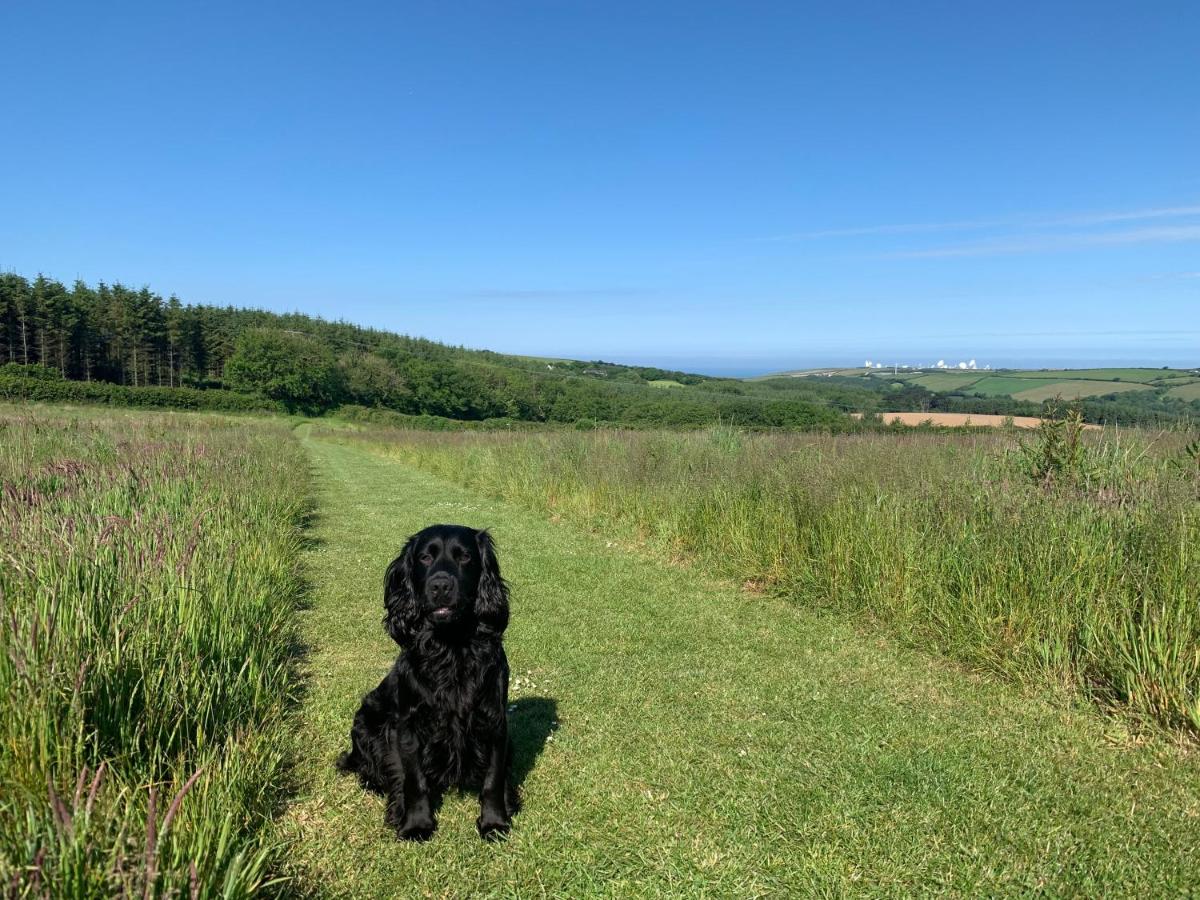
385 728 436 841
476 716 515 841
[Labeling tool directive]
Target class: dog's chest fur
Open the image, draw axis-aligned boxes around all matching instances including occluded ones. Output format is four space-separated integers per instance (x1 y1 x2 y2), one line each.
407 638 502 785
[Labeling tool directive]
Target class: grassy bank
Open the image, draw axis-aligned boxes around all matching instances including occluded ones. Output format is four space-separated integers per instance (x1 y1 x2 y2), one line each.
331 424 1200 737
0 407 308 896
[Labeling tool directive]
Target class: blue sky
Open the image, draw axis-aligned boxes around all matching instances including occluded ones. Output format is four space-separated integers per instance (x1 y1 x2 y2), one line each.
2 1 1197 375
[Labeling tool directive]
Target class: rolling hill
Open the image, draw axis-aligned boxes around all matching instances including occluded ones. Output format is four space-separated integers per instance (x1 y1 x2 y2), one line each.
2 272 1197 428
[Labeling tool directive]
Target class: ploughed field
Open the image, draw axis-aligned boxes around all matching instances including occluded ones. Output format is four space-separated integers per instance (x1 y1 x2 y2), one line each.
851 411 1099 428
3 404 1199 897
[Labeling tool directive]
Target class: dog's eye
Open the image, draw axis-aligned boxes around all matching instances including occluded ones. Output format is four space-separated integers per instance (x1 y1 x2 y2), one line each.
419 553 433 565
459 552 471 563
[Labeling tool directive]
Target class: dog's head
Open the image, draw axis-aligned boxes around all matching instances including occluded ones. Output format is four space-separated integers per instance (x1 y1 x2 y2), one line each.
383 524 509 646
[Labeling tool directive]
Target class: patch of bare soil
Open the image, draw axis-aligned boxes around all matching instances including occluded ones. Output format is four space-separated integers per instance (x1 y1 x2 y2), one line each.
851 412 1100 429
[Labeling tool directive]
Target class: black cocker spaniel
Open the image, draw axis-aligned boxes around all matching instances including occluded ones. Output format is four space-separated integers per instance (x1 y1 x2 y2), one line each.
337 524 518 841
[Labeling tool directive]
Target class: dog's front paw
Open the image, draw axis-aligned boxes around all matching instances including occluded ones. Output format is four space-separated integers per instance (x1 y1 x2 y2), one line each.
476 812 512 842
396 815 437 842
387 800 436 842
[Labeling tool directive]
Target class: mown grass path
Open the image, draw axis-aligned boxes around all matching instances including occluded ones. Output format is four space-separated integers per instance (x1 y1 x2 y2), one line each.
278 430 1199 898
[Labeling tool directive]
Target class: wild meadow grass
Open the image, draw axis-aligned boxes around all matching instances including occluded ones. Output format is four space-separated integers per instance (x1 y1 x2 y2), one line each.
0 407 308 896
335 422 1200 737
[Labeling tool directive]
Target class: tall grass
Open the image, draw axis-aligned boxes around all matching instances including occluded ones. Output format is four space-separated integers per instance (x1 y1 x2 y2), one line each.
0 407 308 896
334 423 1200 736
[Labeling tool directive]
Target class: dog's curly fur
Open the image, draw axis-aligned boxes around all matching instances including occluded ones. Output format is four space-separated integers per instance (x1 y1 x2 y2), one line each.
337 524 517 841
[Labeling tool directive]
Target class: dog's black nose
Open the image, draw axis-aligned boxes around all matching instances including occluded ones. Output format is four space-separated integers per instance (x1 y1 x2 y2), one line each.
427 573 454 600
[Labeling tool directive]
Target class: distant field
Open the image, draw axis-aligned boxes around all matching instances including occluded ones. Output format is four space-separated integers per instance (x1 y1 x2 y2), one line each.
648 379 686 388
1006 368 1184 383
1011 380 1155 403
765 367 887 378
1166 381 1200 401
966 375 1046 397
856 411 1101 429
758 368 1200 404
908 372 984 391
869 412 1043 428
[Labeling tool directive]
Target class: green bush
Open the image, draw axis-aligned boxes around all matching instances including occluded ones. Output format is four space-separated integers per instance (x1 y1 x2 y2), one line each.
224 330 344 413
0 374 283 413
0 363 65 381
332 404 548 431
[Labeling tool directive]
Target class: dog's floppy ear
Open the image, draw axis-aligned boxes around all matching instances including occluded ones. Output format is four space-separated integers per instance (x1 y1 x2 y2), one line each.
383 535 420 647
474 529 509 637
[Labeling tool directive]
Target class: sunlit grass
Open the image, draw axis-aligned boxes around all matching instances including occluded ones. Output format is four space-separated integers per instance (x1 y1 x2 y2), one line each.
332 422 1200 737
283 430 1200 897
0 406 309 896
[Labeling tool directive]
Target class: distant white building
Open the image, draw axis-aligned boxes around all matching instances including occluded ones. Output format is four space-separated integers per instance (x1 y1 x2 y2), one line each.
968 359 977 369
865 360 872 368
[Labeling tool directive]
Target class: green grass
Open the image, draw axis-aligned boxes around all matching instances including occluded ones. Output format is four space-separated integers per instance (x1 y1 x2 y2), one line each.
1006 368 1183 383
647 379 686 389
965 373 1158 400
907 372 984 391
967 375 1055 396
753 368 876 379
1166 381 1200 401
0 406 309 896
9 406 1200 895
1010 380 1156 403
340 425 1200 737
277 427 1200 896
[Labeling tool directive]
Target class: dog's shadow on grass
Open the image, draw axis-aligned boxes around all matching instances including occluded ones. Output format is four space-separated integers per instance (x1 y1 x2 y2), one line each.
509 695 558 791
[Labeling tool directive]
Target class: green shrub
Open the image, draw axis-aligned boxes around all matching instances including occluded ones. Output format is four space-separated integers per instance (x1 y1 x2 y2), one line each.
0 363 65 381
0 374 283 413
225 330 344 413
1018 402 1093 487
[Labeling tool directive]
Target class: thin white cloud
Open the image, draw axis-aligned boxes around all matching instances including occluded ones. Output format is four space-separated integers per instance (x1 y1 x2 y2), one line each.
768 203 1200 243
767 218 1008 240
886 224 1200 259
1043 204 1200 227
923 328 1200 338
1147 271 1200 280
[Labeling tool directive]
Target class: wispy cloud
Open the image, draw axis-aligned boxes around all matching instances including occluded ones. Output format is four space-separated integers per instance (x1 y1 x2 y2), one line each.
767 203 1200 253
1043 204 1200 227
1146 270 1200 280
886 224 1200 259
923 327 1200 339
767 218 1007 240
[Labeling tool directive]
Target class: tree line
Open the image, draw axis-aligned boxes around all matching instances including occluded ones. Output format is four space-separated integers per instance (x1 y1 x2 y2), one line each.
0 272 850 427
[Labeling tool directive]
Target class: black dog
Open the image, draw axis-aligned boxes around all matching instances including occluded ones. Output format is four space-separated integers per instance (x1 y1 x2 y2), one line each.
337 524 518 841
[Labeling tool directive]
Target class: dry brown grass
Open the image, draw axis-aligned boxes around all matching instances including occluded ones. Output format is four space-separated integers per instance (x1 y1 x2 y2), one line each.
854 411 1101 429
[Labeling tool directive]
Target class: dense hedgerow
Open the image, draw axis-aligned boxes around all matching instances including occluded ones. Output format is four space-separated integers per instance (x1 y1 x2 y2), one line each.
0 408 307 896
337 423 1200 737
0 369 284 413
332 404 544 431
